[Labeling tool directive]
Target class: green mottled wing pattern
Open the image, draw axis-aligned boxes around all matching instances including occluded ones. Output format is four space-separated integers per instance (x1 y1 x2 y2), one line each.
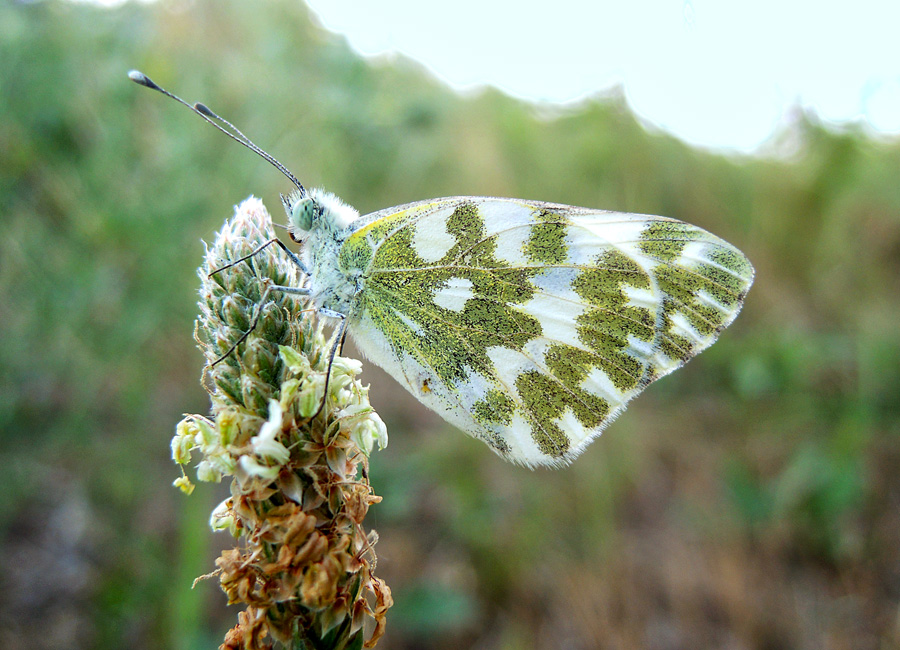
339 197 753 467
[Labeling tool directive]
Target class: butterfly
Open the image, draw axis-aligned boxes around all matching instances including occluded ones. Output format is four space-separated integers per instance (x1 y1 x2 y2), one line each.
131 71 754 467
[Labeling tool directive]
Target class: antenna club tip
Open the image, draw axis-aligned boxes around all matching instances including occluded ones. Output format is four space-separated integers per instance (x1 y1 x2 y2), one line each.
128 69 158 90
194 102 215 118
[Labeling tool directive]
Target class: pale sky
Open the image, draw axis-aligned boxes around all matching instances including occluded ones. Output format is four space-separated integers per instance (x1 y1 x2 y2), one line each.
306 0 900 153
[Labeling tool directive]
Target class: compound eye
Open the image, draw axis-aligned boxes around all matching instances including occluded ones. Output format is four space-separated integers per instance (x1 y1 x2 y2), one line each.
290 197 316 232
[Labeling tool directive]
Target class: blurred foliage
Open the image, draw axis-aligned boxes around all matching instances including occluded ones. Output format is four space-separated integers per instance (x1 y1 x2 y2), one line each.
1 0 899 649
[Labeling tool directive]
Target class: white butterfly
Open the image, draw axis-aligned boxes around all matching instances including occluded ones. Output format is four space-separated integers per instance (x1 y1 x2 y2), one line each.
285 190 753 466
132 71 754 467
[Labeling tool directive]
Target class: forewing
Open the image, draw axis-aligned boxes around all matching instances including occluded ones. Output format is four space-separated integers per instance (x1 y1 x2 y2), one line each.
341 197 754 467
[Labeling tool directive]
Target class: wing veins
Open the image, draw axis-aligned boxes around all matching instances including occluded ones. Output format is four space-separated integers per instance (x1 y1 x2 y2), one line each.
375 288 647 393
381 290 620 456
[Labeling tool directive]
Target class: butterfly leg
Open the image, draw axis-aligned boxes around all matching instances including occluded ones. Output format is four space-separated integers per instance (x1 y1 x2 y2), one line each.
207 234 312 367
208 237 310 277
208 281 312 367
212 277 347 422
207 236 347 421
309 308 348 420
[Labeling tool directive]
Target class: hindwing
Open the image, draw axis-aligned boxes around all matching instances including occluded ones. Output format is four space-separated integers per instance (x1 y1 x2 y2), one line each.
338 197 753 467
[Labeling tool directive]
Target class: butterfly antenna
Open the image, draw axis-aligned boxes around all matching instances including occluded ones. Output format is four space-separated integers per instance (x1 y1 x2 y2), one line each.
128 70 306 197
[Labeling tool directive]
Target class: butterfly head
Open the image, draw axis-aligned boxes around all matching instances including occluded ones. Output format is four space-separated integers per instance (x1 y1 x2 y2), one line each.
283 188 360 243
283 191 319 242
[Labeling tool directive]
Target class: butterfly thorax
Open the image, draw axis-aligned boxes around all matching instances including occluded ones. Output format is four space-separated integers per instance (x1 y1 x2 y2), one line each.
295 190 363 316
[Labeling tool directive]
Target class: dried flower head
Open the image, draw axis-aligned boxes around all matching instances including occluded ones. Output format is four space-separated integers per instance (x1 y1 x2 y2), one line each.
173 197 391 649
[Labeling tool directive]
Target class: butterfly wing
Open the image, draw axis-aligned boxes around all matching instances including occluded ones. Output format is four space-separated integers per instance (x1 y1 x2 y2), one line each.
339 197 753 467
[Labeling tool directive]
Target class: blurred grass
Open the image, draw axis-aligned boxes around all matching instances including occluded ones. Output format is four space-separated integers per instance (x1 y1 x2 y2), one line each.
1 1 899 648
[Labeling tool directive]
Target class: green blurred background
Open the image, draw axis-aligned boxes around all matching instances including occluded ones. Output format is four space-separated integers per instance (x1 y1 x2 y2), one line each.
2 1 899 648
